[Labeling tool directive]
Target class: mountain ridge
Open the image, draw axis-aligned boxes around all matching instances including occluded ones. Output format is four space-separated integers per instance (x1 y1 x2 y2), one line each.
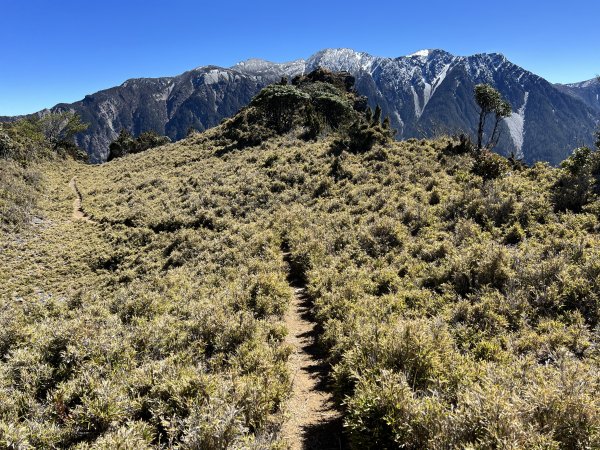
3 48 598 164
555 77 600 114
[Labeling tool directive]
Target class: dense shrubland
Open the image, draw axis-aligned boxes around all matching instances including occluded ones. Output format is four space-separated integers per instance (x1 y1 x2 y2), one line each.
0 112 88 232
108 130 171 161
218 68 393 153
2 72 600 448
1 112 88 163
279 138 600 448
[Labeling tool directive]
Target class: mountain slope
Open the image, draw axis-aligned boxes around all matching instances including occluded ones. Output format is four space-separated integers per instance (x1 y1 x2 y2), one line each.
555 78 600 114
304 49 597 165
9 49 599 164
3 72 600 447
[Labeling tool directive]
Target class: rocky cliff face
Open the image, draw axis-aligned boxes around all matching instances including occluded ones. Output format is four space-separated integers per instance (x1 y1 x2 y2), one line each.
12 49 599 164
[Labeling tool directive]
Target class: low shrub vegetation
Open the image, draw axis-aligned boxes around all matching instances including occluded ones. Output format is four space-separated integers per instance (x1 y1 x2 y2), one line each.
0 112 89 231
108 130 171 161
2 73 600 448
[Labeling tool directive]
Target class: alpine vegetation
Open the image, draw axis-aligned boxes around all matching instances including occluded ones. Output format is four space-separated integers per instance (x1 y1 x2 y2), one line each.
1 70 600 449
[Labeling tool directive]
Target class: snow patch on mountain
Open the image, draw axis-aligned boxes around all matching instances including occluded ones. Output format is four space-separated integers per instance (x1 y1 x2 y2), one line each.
432 64 451 90
421 63 452 114
409 49 431 58
232 58 306 78
204 69 225 85
393 111 404 132
422 82 432 111
566 78 599 89
234 58 277 72
306 48 375 73
504 92 529 158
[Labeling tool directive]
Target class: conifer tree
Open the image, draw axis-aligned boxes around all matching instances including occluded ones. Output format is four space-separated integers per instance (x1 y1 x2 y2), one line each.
373 105 382 124
382 116 391 130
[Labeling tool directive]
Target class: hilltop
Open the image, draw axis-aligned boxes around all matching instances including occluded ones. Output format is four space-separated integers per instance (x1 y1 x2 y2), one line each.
1 72 600 449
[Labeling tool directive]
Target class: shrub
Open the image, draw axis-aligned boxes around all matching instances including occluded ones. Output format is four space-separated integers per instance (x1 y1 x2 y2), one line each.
504 222 524 244
471 150 510 180
108 130 171 161
552 146 600 212
345 370 445 449
249 85 310 133
345 119 393 153
0 160 43 231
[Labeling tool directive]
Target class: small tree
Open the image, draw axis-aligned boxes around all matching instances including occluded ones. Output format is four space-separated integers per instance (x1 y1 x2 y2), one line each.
474 84 512 151
134 131 171 152
36 111 88 149
373 105 382 124
553 146 600 212
108 129 135 161
382 116 391 130
489 99 512 149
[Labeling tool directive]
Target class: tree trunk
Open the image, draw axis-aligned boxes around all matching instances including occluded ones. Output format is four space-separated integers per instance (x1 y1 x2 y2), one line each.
477 110 486 151
488 116 501 150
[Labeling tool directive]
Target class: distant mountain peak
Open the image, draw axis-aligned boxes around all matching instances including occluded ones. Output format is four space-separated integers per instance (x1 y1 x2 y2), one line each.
231 57 306 77
234 58 283 71
555 77 600 114
305 48 376 73
564 78 599 89
309 48 370 58
405 49 454 59
408 49 432 58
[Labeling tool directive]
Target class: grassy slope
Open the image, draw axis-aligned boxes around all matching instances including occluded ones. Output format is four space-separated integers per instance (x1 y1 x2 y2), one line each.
1 148 292 448
1 130 600 448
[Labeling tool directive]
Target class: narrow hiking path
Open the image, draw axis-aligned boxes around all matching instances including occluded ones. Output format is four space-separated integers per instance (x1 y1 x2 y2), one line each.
281 250 344 450
69 177 96 223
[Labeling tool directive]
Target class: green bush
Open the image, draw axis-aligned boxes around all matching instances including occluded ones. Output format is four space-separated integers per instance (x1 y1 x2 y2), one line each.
553 146 600 212
249 85 310 134
221 68 371 152
472 150 510 180
108 130 171 161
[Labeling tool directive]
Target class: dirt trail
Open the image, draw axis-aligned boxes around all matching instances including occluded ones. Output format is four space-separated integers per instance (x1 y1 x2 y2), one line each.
69 177 96 223
281 251 344 450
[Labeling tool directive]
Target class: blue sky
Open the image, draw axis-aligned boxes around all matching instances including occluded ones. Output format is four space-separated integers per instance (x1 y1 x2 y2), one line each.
1 0 599 115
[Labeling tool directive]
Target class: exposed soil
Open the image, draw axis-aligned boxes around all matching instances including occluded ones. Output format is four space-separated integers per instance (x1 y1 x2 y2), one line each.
69 177 96 223
281 251 345 450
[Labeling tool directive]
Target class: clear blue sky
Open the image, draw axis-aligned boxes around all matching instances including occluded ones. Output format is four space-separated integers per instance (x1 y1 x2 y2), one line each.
1 0 599 115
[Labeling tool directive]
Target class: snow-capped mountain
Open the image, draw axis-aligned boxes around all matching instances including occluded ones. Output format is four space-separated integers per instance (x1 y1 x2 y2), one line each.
10 48 597 164
289 49 597 164
555 78 600 114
